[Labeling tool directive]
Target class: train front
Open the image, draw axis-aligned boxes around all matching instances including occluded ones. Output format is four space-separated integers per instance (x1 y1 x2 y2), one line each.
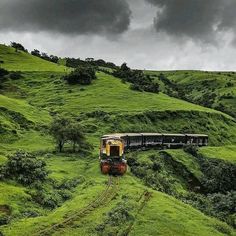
99 137 127 175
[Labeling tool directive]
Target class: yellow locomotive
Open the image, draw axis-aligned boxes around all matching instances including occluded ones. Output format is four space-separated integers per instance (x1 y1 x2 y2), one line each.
99 136 127 175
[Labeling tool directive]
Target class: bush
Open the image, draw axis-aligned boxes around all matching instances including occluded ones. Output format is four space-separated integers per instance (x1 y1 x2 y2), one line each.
0 213 10 226
64 66 96 85
0 68 9 88
9 71 23 80
33 189 62 209
0 68 9 78
31 185 75 209
184 145 198 156
0 151 48 185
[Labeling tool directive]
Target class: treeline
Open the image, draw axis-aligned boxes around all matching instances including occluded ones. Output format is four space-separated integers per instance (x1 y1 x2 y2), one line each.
66 57 117 70
112 63 160 93
31 49 59 63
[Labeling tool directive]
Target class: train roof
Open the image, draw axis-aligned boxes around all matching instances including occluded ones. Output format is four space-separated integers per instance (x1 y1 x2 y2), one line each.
185 134 208 137
102 133 141 138
102 133 208 138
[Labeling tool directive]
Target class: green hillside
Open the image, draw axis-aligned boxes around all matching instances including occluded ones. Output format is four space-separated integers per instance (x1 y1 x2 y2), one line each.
145 70 236 118
0 44 67 72
0 45 235 236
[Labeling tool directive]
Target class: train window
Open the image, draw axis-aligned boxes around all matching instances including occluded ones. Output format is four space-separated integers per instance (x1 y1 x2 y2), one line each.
110 146 120 156
102 140 106 148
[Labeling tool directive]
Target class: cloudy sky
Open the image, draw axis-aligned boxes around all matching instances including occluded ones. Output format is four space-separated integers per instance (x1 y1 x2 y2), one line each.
0 0 236 70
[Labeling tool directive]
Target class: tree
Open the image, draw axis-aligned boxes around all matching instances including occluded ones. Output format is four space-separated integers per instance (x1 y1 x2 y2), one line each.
50 118 85 152
50 118 69 152
31 49 41 57
10 42 27 52
66 122 85 152
64 66 96 85
49 55 59 63
41 52 50 61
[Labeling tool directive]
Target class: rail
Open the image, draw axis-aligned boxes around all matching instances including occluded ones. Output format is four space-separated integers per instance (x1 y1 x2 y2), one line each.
34 176 119 236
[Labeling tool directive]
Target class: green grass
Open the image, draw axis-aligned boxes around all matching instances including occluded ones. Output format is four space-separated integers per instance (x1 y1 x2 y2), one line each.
1 162 234 236
0 94 51 125
165 149 203 179
0 130 54 154
199 145 236 163
0 44 236 236
131 190 234 236
145 70 236 118
12 71 228 115
0 44 68 72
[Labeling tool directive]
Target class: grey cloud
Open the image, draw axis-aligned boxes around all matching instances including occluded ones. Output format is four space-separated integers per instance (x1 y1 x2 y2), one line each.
0 0 131 35
146 0 236 43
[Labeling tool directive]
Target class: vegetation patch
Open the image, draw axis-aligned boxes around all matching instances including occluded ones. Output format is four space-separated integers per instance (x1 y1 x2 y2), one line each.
127 149 236 228
63 66 96 85
0 151 48 185
113 63 160 93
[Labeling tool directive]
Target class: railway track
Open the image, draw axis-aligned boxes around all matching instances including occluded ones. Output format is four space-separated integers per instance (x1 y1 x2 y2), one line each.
34 176 119 236
124 190 152 236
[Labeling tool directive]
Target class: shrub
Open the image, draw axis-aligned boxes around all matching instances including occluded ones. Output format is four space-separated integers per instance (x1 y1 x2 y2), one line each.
0 213 10 226
63 66 96 85
33 189 61 209
0 68 9 88
184 145 198 156
31 186 74 209
1 151 48 185
0 68 9 77
9 71 23 80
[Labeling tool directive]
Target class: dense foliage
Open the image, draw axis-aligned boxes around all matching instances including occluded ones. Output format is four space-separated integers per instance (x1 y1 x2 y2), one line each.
66 57 117 69
63 66 96 85
113 63 160 93
197 155 236 194
10 42 28 52
31 49 59 63
0 151 48 185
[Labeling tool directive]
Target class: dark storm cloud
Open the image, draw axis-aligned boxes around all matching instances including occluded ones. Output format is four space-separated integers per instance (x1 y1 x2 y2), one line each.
0 0 131 35
146 0 236 43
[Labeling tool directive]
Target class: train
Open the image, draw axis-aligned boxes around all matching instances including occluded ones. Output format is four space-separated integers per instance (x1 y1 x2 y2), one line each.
99 133 208 175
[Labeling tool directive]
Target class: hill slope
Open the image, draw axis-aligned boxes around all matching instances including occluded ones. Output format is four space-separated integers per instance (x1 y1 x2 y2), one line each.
0 44 67 72
145 70 236 118
0 45 235 236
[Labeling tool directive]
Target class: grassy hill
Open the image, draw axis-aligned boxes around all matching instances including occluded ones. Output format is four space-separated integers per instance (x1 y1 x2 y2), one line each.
0 44 67 72
0 44 235 235
145 70 236 118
